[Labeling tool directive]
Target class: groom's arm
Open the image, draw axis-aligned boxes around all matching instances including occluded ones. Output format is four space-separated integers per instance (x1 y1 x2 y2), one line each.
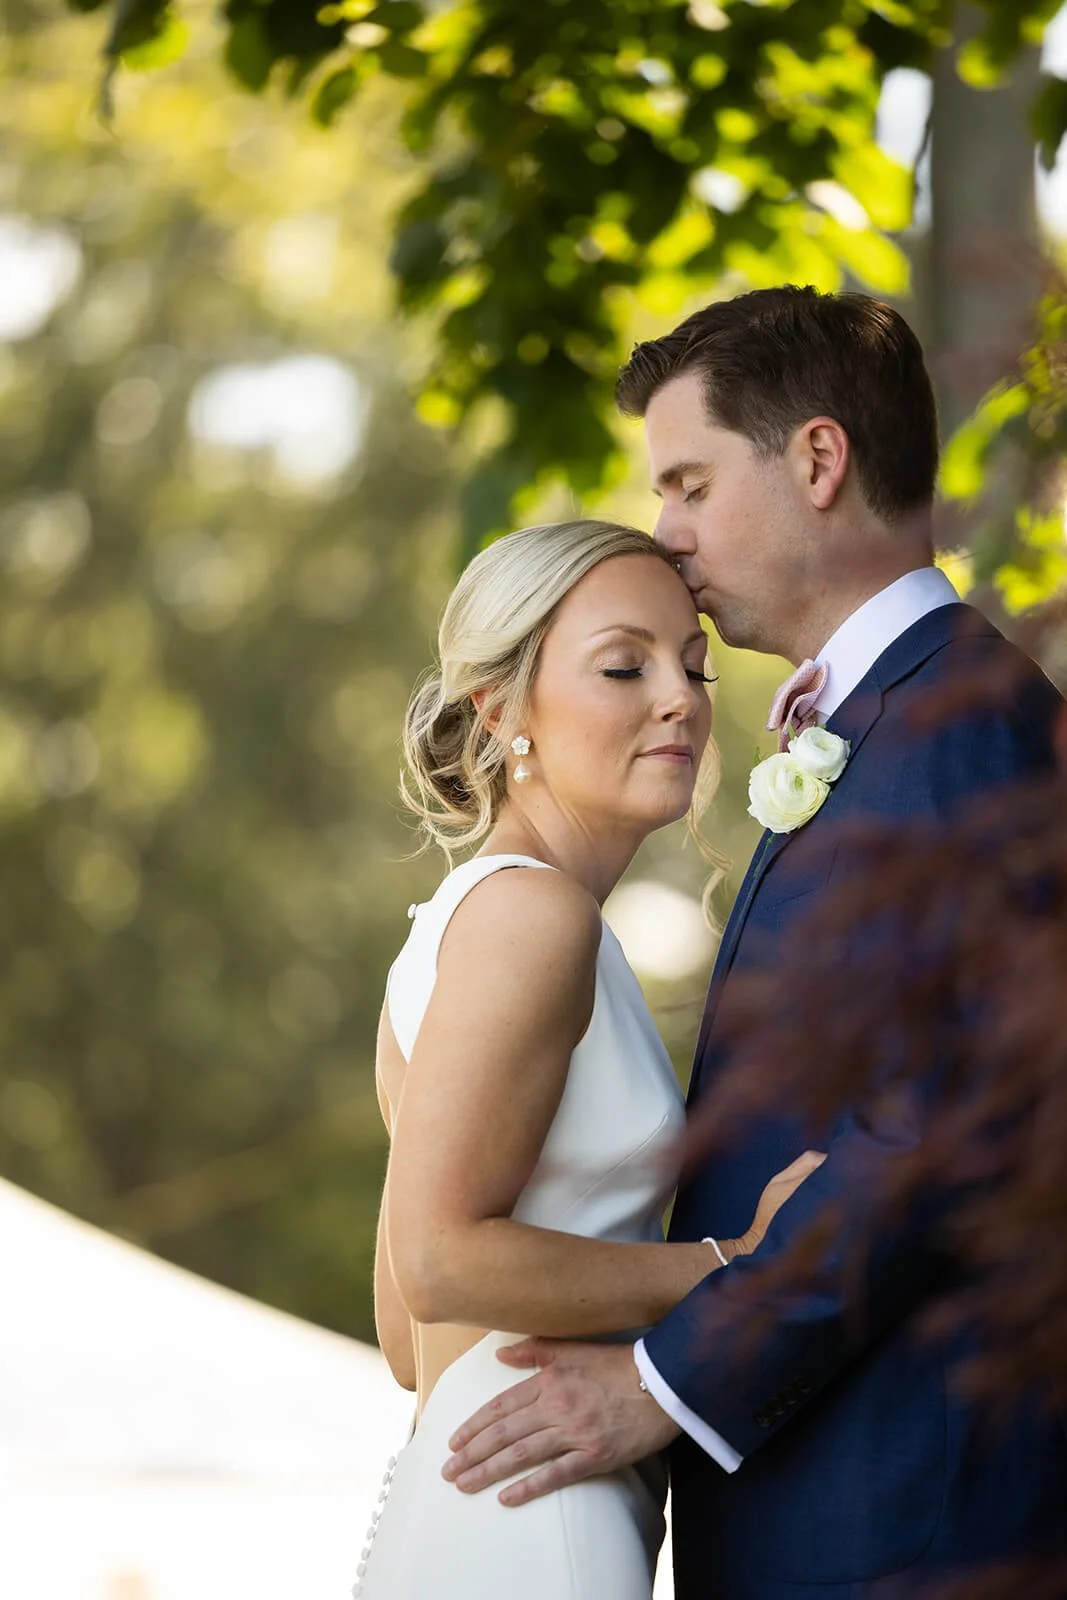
633 1338 742 1471
442 1099 940 1501
640 1100 944 1463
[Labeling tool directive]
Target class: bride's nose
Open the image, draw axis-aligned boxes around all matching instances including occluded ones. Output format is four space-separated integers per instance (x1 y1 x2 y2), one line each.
657 669 702 721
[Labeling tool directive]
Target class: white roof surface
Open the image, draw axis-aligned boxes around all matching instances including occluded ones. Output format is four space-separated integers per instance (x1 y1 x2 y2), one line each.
0 1178 412 1600
0 1178 674 1599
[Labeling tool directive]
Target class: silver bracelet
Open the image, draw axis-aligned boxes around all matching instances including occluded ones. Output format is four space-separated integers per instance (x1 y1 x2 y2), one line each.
702 1236 729 1268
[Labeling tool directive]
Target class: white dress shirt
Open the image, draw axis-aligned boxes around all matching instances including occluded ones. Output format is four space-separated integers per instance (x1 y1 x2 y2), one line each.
634 564 961 1473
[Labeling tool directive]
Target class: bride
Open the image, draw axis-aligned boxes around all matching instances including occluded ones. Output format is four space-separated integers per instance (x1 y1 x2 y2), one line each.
357 520 821 1598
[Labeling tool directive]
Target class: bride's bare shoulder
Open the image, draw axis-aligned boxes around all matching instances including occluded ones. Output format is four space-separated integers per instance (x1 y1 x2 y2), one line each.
437 863 602 980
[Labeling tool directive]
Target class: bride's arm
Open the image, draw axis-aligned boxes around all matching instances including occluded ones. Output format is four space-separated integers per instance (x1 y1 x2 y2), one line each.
374 1184 417 1388
386 868 745 1338
373 1061 417 1389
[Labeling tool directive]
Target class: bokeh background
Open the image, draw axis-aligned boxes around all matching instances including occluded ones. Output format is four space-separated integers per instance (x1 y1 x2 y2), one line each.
1 1 1066 1595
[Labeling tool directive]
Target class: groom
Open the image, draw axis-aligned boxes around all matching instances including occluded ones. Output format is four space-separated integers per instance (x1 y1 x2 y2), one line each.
442 287 1067 1595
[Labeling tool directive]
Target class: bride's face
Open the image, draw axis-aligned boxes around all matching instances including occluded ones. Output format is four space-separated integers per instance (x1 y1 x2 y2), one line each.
523 553 713 834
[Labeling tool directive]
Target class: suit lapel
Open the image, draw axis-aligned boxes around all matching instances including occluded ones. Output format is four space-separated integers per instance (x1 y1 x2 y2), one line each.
692 675 887 1082
690 603 989 1101
692 829 772 1072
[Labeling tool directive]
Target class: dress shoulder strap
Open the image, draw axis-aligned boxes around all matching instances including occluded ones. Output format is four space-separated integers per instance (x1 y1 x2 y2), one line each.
387 855 555 1061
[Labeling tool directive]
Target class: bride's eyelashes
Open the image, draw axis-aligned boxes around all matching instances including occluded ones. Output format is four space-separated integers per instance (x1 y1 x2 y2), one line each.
602 667 716 683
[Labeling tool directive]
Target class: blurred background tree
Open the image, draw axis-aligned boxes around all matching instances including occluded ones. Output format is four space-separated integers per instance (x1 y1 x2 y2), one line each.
0 3 465 1338
2 0 1064 1343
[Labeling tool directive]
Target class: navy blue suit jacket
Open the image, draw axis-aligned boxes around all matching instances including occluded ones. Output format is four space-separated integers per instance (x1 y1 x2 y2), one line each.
645 604 1067 1598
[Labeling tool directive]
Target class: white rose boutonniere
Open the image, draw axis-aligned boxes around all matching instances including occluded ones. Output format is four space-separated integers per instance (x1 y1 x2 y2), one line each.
748 728 851 835
788 726 849 782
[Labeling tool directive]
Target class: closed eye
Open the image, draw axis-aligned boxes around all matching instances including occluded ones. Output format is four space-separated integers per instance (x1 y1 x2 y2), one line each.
603 668 717 683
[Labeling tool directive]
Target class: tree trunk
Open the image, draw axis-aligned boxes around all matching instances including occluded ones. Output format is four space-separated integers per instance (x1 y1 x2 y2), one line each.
924 1 1043 437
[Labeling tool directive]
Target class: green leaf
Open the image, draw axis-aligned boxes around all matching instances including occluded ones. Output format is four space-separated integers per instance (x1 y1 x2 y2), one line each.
995 508 1067 614
966 0 1063 82
956 35 1006 89
378 39 428 78
941 383 1031 501
831 144 913 232
225 14 275 92
821 220 910 295
312 64 359 126
120 12 190 70
1032 73 1067 171
366 1 425 32
100 0 172 56
690 53 727 91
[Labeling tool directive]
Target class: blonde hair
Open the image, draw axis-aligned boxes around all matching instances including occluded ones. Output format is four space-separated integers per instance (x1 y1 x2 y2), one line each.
401 519 728 911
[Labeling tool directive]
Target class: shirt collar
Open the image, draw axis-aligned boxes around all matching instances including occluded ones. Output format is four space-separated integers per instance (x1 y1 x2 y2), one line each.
813 567 961 720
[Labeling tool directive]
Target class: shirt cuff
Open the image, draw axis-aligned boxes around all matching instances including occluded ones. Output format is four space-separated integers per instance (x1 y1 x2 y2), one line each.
634 1337 743 1474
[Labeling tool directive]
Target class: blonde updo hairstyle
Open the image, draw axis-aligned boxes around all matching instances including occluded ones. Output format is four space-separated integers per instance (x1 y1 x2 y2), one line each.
401 519 726 906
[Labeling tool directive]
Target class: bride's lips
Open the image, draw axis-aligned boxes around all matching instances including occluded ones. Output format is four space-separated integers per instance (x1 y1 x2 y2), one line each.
639 744 695 763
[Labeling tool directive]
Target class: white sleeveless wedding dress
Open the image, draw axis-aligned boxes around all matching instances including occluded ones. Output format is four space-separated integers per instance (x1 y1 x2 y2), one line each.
353 854 686 1599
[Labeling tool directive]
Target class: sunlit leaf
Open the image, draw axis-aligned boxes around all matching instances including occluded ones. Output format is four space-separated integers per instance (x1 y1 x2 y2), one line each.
941 383 1031 500
821 218 910 294
996 508 1067 614
690 53 727 90
831 143 913 231
956 35 1006 89
120 12 190 70
647 208 714 270
318 1 377 20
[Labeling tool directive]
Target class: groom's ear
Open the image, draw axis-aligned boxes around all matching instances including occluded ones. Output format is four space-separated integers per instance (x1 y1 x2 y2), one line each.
794 416 850 510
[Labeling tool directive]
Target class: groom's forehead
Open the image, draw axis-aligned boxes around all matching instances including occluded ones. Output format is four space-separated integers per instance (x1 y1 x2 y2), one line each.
644 371 705 433
644 376 735 469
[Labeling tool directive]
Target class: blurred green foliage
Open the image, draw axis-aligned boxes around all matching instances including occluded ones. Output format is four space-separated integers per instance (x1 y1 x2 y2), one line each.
941 284 1067 621
0 7 463 1339
67 0 1067 553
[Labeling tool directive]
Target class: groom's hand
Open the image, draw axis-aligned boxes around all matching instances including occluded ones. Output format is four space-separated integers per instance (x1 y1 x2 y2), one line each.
441 1339 679 1506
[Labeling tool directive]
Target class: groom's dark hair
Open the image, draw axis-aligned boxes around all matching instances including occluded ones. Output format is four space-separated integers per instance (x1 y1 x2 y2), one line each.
616 286 939 521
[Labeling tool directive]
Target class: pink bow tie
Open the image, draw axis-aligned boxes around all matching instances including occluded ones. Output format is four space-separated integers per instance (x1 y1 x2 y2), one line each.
766 658 828 753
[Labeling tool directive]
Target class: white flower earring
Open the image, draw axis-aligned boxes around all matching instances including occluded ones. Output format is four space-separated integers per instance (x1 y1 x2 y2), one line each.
511 735 531 783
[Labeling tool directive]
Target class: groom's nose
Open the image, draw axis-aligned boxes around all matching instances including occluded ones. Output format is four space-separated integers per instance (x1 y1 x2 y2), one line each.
653 503 692 559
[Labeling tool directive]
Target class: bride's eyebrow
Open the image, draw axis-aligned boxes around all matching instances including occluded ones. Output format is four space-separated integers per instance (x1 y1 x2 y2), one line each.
589 624 656 642
588 626 707 647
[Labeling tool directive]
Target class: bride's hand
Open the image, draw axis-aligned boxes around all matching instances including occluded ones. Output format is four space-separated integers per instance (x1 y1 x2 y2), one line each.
729 1149 826 1258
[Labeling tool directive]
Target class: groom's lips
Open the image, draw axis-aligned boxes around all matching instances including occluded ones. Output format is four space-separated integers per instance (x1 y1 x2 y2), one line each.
640 744 694 763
